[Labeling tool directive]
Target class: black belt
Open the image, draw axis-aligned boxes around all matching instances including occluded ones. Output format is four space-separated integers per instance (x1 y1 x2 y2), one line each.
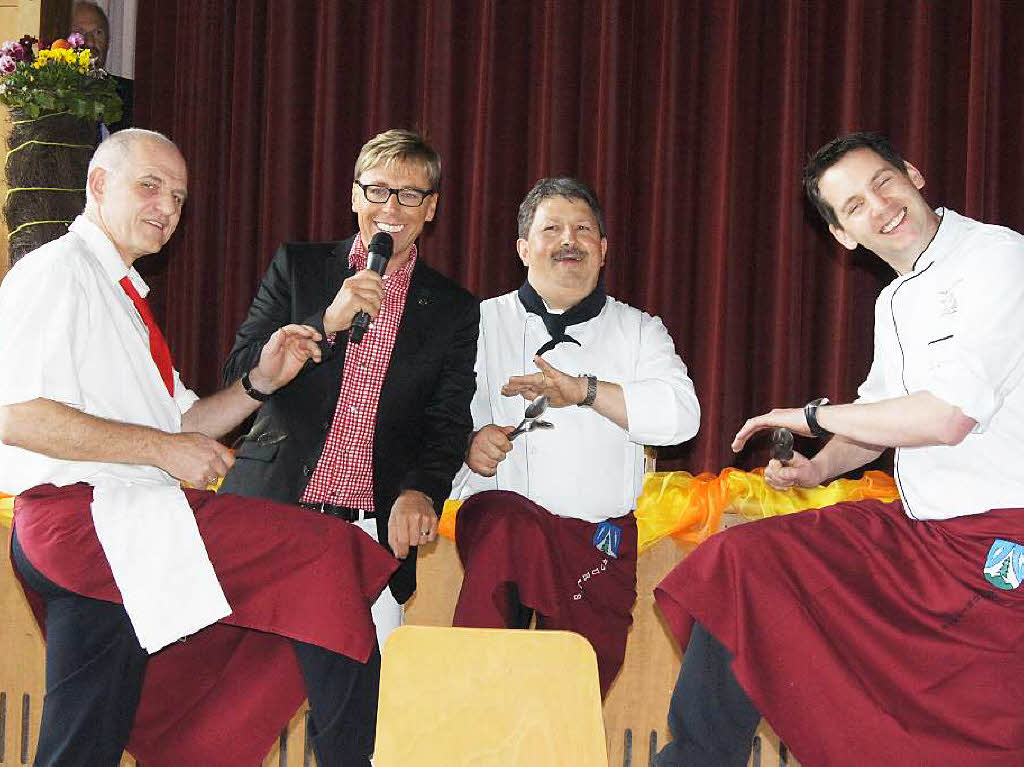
299 501 376 522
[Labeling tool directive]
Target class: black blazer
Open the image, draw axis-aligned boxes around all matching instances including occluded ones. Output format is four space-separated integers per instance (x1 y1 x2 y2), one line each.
219 236 479 602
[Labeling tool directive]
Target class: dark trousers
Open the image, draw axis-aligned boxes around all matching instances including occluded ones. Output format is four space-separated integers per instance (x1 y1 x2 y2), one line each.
655 622 761 767
12 529 377 767
12 530 147 767
292 640 380 767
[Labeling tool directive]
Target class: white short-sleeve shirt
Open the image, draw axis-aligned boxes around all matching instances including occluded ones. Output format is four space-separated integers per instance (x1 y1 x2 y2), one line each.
0 216 198 494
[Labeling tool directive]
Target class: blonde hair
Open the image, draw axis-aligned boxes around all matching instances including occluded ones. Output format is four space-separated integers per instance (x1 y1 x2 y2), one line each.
353 129 441 190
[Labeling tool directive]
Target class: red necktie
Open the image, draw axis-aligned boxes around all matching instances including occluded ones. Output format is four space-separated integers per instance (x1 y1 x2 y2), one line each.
119 276 175 396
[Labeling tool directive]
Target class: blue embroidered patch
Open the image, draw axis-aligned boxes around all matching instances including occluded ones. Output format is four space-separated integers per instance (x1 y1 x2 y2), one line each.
984 539 1024 591
593 521 621 559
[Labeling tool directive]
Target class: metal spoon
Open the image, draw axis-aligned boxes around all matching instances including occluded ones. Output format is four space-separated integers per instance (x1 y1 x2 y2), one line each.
510 418 554 438
508 395 550 440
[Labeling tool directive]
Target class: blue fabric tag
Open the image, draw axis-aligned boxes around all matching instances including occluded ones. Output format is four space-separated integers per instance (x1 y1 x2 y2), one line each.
984 538 1024 591
593 520 621 559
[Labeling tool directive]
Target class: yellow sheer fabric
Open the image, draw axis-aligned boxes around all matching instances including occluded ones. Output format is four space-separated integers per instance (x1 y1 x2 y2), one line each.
3 470 898 553
438 469 898 554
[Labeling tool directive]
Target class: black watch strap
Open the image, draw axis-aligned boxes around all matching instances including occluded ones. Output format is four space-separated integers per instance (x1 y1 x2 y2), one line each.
804 397 831 438
241 371 271 402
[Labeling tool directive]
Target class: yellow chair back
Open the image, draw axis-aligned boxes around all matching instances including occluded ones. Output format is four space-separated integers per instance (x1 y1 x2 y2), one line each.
375 626 608 767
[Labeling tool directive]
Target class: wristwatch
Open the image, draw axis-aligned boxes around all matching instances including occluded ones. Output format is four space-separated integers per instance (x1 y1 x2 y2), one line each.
241 370 271 402
803 397 830 438
578 374 598 407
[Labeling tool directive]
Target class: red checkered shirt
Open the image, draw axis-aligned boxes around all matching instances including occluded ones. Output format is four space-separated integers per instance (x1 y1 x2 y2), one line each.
300 237 415 511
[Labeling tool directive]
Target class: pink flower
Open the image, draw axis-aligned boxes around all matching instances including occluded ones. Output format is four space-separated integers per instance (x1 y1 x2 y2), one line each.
7 42 24 61
0 55 17 75
68 32 86 49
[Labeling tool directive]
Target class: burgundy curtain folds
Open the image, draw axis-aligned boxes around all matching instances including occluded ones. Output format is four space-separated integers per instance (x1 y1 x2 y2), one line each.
133 0 1024 473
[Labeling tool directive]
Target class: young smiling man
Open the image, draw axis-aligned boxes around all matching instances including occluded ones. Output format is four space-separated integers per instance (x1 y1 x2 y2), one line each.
450 177 700 697
654 132 1024 766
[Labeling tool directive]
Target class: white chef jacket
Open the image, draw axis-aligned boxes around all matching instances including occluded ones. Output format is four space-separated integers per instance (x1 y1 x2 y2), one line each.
452 290 700 522
856 208 1024 520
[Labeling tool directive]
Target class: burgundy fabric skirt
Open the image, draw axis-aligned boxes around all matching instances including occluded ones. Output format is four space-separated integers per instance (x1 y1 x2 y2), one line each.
11 483 398 767
452 490 637 696
655 499 1024 766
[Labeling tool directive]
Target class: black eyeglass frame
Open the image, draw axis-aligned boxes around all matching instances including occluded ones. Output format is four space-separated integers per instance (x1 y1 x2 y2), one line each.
354 181 436 208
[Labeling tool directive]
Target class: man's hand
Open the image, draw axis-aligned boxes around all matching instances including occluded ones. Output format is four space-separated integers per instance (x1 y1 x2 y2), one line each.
501 355 586 408
156 431 236 488
249 324 323 393
764 450 826 490
388 489 438 559
323 270 385 334
467 425 514 476
731 408 812 453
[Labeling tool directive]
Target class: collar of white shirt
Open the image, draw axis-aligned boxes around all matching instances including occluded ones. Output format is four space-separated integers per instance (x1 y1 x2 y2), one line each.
68 215 150 298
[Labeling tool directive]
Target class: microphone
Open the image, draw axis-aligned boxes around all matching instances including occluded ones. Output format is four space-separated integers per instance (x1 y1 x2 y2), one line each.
349 232 393 344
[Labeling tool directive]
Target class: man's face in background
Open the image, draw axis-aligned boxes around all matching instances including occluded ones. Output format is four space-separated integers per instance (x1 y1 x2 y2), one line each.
71 4 109 69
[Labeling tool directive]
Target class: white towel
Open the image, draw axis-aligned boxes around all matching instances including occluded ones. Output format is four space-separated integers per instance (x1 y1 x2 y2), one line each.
91 482 231 653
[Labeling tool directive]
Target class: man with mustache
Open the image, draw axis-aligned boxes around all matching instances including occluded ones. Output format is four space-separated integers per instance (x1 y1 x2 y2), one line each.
655 132 1024 765
451 177 701 696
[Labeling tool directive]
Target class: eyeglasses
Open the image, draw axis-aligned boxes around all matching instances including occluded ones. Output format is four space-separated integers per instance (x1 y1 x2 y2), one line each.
355 182 435 208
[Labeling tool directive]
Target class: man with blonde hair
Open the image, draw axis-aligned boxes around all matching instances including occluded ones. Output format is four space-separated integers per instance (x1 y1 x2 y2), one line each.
1 128 398 766
221 128 478 739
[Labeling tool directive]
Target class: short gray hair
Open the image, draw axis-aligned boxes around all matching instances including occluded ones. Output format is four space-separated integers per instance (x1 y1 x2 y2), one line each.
517 177 606 239
85 128 179 207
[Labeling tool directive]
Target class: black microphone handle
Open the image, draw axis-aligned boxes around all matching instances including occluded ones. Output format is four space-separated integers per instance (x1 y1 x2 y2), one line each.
350 245 390 344
350 310 371 344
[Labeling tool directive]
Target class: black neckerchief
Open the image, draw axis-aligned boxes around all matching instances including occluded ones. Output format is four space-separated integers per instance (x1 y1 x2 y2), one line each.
517 280 606 355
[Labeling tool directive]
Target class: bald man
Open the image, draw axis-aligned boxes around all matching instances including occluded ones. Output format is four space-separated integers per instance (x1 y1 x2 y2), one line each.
0 129 396 767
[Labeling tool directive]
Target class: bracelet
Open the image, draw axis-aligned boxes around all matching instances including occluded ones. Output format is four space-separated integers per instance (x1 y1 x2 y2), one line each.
241 371 271 402
803 397 831 438
578 374 598 407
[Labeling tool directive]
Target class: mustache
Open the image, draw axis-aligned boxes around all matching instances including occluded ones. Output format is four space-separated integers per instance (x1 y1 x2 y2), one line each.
552 244 585 259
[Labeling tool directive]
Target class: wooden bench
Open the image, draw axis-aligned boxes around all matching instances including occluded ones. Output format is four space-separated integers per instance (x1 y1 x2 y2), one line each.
0 518 798 766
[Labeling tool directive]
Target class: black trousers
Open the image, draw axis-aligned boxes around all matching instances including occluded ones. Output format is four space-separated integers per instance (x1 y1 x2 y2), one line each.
655 621 762 767
12 528 377 767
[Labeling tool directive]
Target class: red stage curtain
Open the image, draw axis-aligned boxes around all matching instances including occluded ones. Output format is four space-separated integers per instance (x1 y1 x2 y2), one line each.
132 0 1024 473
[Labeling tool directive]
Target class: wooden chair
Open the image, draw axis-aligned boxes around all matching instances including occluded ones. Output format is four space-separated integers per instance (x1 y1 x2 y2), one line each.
374 625 608 767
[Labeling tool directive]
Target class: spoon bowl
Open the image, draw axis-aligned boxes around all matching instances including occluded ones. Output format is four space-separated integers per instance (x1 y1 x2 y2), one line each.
524 395 549 419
